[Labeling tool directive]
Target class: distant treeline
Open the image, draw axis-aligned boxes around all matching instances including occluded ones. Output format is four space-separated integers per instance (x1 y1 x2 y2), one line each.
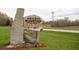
0 12 13 26
43 17 79 27
0 12 79 27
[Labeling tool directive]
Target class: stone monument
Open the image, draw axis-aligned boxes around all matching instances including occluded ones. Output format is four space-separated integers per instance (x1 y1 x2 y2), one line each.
10 8 25 48
7 8 43 48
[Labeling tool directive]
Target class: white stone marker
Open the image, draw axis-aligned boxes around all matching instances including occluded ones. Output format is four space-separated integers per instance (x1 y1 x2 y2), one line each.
10 8 24 46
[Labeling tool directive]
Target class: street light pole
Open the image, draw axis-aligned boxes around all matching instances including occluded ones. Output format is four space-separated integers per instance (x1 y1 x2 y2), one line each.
52 11 54 21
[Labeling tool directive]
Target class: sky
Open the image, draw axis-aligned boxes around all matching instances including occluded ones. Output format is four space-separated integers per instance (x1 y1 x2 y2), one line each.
0 8 79 21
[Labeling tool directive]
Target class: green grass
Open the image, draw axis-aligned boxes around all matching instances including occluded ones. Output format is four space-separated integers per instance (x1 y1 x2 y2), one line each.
38 31 79 50
0 26 10 48
0 26 79 50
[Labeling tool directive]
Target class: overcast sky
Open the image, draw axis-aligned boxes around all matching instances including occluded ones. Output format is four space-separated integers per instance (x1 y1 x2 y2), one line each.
0 8 79 21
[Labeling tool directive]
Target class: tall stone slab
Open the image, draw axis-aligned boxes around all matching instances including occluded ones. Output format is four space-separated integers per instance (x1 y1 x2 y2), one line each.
11 8 24 45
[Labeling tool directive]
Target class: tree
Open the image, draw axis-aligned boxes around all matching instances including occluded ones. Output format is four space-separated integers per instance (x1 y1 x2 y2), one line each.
0 12 12 26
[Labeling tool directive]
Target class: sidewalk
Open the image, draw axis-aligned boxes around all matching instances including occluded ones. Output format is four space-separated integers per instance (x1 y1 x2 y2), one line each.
43 29 79 33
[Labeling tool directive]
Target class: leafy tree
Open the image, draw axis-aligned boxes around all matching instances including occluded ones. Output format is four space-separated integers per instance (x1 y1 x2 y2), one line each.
0 12 12 26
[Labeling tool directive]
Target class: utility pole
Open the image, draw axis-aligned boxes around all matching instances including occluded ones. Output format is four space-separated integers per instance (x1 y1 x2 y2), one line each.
52 11 54 21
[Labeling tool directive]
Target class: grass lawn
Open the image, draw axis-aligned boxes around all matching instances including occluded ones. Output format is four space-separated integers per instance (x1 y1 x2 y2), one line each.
0 26 10 48
0 26 79 50
39 31 79 50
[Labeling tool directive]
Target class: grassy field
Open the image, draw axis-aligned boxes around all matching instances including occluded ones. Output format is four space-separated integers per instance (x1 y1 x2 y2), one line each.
45 26 79 31
0 26 10 48
0 26 79 50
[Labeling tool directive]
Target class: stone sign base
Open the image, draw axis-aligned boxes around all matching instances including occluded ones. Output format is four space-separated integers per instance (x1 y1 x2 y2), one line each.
6 44 37 48
1 43 46 50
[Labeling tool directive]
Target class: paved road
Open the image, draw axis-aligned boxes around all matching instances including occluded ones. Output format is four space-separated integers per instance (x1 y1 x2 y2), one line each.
43 29 79 33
